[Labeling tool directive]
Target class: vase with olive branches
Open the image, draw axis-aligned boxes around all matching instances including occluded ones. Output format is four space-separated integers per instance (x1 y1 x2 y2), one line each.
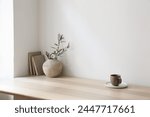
42 34 70 77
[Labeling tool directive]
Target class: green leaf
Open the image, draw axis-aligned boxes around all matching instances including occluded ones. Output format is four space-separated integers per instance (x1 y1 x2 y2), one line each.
54 43 58 46
67 43 70 48
59 35 64 41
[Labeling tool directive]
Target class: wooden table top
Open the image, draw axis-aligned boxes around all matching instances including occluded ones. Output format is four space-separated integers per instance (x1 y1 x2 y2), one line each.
0 76 150 100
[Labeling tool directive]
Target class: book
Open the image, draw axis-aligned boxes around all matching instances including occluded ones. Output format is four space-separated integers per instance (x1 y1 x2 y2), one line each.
28 51 41 75
32 55 45 76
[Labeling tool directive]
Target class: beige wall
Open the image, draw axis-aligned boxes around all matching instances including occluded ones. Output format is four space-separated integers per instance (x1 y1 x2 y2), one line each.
39 0 150 86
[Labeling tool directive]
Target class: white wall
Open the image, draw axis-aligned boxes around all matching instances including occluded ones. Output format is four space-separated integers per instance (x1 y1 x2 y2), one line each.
0 0 14 99
0 0 13 78
14 0 39 76
39 0 150 86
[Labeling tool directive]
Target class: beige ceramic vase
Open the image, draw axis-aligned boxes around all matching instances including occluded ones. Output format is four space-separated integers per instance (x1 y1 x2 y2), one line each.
42 59 63 78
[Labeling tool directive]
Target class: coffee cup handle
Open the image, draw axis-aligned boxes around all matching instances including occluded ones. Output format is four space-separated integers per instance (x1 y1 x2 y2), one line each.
119 78 122 84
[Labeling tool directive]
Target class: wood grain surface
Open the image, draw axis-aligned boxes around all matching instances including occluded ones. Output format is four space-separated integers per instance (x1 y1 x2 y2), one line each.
0 76 149 100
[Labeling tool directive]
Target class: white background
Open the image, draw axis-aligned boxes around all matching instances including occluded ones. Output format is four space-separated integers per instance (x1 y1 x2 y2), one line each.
0 100 149 117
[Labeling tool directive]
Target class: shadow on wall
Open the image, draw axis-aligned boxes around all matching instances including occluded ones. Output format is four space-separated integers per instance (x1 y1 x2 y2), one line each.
0 93 13 100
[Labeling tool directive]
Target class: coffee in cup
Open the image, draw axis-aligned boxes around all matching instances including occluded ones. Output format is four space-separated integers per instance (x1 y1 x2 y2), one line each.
110 74 122 86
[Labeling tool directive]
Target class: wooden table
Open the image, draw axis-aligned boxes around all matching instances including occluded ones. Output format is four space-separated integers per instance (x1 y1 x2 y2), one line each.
0 76 150 100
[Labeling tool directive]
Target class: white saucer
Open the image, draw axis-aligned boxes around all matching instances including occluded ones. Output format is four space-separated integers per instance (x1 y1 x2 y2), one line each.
105 82 128 89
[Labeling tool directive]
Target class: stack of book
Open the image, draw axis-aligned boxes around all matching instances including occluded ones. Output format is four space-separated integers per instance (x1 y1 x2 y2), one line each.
28 51 45 76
